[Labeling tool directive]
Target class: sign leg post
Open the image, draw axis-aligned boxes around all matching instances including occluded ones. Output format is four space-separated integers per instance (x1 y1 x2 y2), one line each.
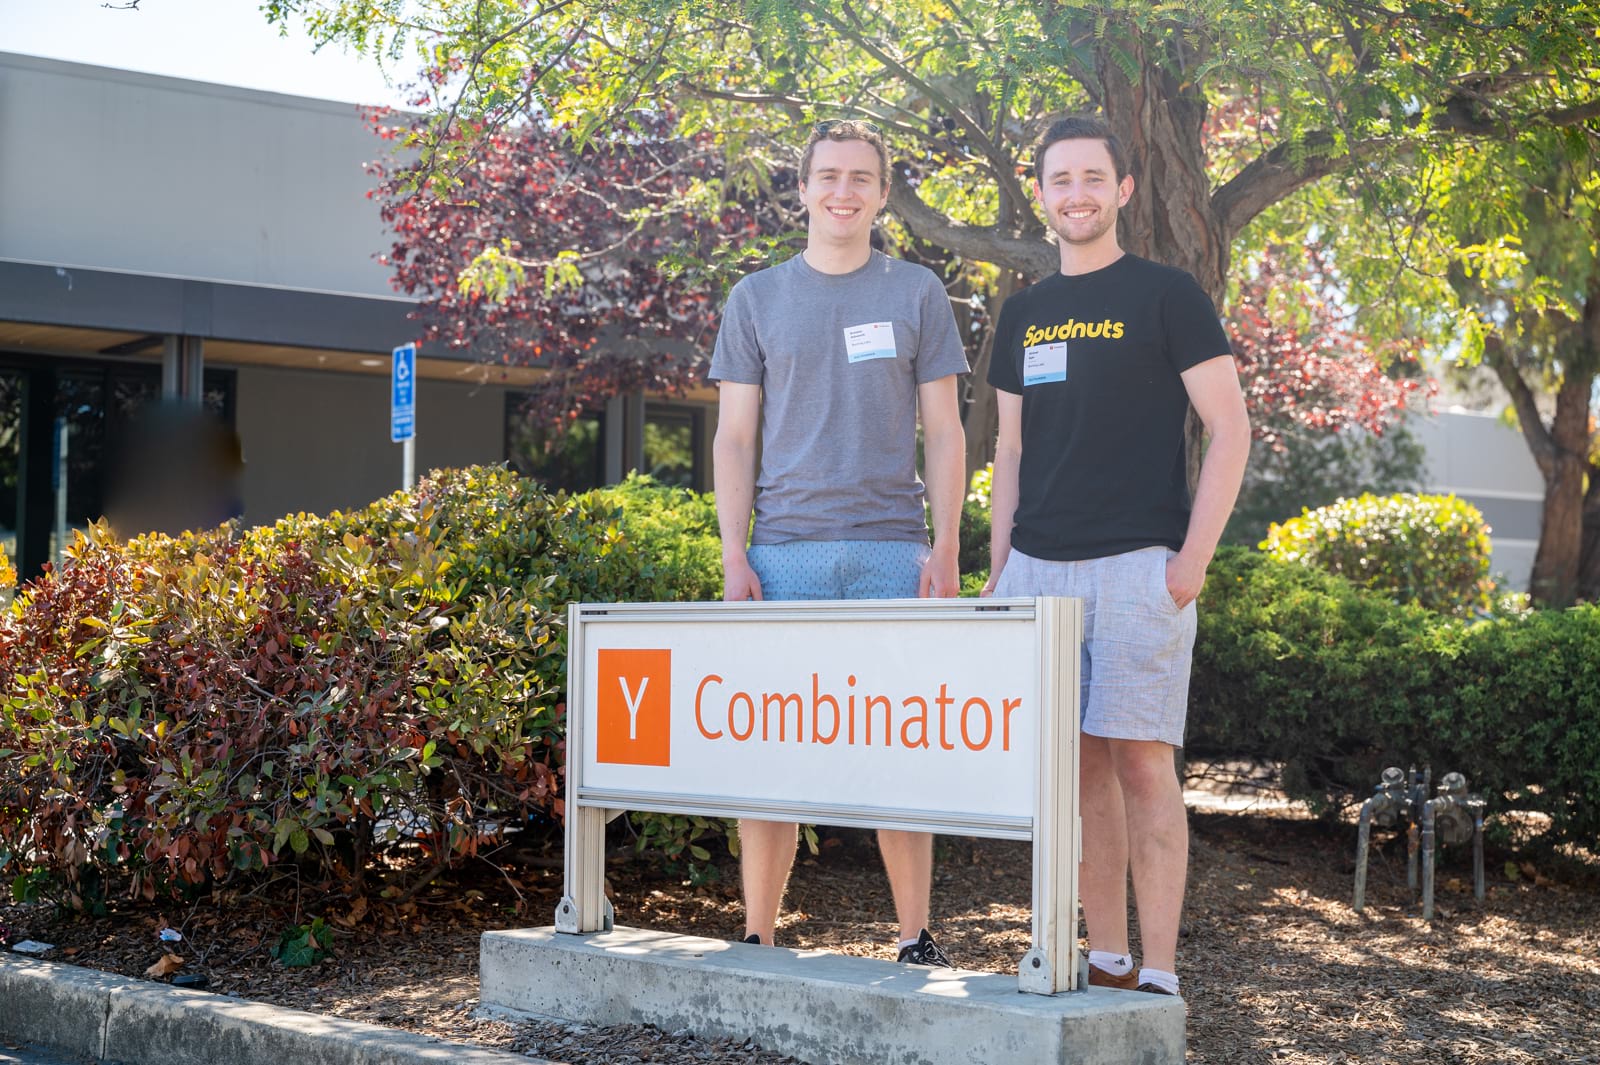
556 603 612 933
1019 596 1082 994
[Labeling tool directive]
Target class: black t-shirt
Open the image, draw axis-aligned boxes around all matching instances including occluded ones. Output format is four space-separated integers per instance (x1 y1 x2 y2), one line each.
987 254 1231 561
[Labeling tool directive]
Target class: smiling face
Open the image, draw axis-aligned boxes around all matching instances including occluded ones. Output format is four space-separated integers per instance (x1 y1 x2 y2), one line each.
799 137 889 250
1034 136 1134 251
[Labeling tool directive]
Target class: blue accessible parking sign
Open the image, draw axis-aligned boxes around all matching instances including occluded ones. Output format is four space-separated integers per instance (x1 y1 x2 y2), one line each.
391 343 416 442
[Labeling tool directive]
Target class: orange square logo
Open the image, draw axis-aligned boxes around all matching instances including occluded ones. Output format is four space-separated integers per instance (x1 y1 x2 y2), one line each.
597 649 672 766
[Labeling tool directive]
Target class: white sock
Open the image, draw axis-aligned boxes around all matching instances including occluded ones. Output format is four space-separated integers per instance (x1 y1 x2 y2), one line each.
1088 950 1133 975
1138 967 1180 994
898 936 920 950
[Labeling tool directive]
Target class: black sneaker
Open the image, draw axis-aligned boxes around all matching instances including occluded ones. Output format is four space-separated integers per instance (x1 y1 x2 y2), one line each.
741 933 763 945
1135 982 1178 996
896 929 953 967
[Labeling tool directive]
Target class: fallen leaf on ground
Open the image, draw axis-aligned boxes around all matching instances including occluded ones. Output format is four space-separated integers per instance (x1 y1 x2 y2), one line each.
145 953 185 978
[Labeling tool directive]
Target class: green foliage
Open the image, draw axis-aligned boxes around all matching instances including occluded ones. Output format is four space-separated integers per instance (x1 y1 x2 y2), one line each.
273 917 333 967
1226 424 1428 547
959 464 994 578
1261 492 1493 615
0 465 729 904
582 474 723 603
0 541 14 598
1190 547 1600 850
627 813 739 884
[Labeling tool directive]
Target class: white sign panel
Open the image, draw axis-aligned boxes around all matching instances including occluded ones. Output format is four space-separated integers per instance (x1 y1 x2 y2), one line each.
572 600 1043 836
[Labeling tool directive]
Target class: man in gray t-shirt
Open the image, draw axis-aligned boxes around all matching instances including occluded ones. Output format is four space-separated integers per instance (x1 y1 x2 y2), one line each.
709 120 968 965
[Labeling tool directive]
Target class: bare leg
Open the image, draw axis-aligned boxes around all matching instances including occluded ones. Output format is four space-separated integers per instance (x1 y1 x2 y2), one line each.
1109 738 1187 973
876 829 933 942
1078 732 1132 955
739 818 798 944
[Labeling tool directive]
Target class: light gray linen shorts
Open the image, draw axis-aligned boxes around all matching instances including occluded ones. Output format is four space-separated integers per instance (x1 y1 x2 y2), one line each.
994 545 1196 747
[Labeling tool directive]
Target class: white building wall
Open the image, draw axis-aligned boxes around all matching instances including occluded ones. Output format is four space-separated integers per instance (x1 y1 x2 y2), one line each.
235 367 506 523
1409 409 1544 592
0 52 398 297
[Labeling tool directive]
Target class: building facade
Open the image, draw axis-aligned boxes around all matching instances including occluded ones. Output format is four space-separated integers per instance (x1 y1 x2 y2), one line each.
0 52 714 579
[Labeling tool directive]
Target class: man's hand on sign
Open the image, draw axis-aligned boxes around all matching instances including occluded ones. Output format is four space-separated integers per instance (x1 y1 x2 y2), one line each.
919 540 960 598
722 554 764 601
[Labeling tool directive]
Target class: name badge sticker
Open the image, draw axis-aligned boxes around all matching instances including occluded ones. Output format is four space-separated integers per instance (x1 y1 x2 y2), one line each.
844 321 898 363
1023 341 1068 385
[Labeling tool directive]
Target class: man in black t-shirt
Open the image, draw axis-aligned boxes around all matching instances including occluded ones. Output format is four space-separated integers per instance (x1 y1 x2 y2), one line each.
983 116 1250 998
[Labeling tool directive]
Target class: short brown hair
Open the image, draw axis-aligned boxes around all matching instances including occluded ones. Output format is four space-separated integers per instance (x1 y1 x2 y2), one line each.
800 119 890 190
1033 116 1130 184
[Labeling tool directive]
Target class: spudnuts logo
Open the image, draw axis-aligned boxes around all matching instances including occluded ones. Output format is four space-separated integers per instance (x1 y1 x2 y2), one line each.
1022 319 1126 346
597 649 672 766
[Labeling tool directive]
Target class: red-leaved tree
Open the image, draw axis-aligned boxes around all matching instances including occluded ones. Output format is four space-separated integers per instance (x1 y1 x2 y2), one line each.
367 110 778 425
1231 248 1432 453
1223 247 1437 544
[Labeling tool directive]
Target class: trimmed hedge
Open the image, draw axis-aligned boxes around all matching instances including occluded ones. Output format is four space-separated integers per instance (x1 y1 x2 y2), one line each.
1261 492 1494 615
1190 546 1600 847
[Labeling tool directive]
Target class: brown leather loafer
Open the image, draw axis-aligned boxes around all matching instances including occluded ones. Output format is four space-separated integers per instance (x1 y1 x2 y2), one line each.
1088 964 1139 990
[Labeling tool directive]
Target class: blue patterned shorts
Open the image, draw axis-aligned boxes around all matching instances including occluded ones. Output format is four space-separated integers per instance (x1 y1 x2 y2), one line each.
747 540 930 601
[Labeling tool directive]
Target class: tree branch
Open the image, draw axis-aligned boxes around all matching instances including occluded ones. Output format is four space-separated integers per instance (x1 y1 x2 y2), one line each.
803 1 1035 222
888 181 1056 280
1212 131 1385 240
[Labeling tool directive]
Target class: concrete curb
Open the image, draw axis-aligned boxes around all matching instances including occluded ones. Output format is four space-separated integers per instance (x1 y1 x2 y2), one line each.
482 926 1186 1065
0 954 540 1065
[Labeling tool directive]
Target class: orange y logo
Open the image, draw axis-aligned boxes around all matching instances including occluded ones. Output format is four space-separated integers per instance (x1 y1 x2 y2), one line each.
597 649 671 766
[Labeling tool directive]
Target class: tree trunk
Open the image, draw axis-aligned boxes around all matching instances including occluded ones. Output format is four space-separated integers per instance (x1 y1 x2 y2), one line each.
1580 476 1600 602
962 271 1021 480
1097 31 1230 497
1526 370 1593 605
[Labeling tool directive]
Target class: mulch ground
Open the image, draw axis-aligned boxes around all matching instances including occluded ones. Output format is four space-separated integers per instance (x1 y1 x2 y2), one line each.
3 791 1597 1065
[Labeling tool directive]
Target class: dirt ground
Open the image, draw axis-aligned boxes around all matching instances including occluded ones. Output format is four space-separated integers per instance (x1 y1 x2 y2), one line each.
3 789 1597 1065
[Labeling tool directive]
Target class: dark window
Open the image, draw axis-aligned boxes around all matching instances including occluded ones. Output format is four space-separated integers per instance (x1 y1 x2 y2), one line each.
0 354 235 578
642 404 701 489
506 397 605 493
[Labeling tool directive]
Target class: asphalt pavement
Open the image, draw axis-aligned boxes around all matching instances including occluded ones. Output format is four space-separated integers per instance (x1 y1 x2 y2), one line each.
0 1043 94 1065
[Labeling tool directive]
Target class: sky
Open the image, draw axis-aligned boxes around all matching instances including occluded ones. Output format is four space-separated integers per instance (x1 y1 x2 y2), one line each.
0 0 414 107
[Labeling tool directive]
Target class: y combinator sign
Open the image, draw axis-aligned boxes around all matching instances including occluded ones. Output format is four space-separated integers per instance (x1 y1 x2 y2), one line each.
576 603 1042 829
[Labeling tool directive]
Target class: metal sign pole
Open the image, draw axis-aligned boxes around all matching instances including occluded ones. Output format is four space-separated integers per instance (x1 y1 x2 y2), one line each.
1019 596 1082 994
556 603 612 933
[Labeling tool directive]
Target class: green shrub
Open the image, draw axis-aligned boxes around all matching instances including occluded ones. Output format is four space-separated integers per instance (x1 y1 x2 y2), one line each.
1190 546 1600 848
583 474 722 603
959 464 993 577
0 465 738 905
1261 492 1493 615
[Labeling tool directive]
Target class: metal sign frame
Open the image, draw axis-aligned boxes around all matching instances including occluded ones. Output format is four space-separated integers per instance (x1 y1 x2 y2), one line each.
555 597 1082 995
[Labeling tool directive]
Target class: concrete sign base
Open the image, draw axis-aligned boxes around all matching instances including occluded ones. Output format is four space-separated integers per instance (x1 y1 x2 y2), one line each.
479 926 1184 1065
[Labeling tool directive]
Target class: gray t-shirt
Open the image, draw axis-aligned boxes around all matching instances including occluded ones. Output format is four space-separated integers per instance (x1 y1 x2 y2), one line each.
709 251 969 545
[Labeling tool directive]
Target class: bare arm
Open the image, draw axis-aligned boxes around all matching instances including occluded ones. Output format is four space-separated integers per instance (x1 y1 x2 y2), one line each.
917 374 966 597
713 381 763 601
1166 355 1251 607
981 389 1023 596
